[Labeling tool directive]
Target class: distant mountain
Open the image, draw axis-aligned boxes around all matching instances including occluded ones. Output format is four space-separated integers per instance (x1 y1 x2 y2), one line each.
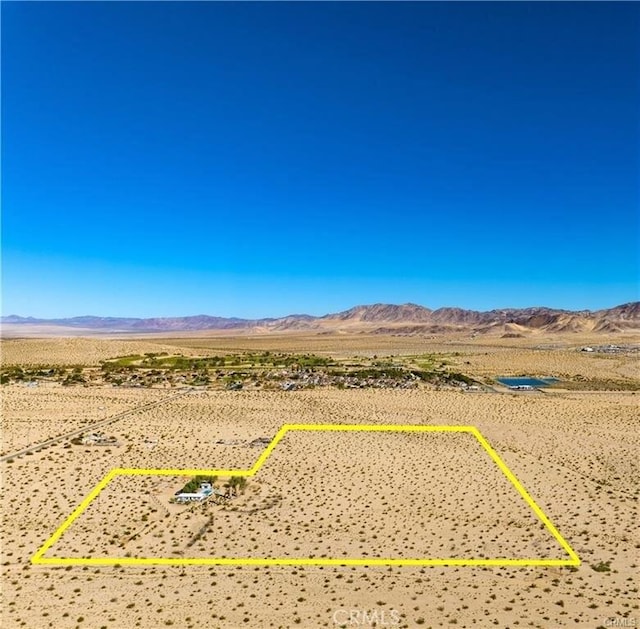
327 303 433 323
0 314 267 331
596 302 640 321
2 302 639 335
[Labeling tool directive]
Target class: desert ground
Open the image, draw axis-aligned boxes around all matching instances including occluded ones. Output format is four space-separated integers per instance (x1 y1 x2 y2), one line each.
1 333 638 628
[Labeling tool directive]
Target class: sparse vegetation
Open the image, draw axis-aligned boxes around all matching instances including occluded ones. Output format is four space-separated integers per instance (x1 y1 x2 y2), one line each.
2 351 480 390
2 333 637 628
178 476 218 494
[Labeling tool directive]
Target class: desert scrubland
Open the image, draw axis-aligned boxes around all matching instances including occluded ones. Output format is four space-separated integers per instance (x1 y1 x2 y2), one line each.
1 335 638 628
0 387 171 455
49 429 571 563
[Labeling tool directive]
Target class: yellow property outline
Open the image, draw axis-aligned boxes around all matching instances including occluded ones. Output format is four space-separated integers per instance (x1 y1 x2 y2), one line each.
31 425 580 567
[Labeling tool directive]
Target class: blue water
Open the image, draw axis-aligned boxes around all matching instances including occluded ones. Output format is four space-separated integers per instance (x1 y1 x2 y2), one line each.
497 377 558 388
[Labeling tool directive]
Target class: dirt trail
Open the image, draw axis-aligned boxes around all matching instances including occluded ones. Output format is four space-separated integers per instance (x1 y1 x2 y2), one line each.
0 388 193 463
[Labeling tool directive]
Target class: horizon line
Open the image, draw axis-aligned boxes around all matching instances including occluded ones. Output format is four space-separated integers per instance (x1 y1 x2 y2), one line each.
2 299 638 323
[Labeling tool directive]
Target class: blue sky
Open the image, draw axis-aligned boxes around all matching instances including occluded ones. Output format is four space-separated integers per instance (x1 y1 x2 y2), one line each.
2 2 638 318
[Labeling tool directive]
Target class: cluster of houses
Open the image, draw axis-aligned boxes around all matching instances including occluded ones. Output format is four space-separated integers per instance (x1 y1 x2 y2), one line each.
266 369 420 390
580 344 637 354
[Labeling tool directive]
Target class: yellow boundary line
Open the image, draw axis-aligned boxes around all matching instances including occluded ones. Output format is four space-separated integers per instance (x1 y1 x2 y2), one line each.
31 425 580 567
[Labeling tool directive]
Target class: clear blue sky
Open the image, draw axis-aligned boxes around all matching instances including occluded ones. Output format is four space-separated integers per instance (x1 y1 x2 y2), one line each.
2 2 638 318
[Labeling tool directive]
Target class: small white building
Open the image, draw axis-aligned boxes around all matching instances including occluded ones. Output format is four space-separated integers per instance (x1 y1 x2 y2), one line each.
175 482 213 503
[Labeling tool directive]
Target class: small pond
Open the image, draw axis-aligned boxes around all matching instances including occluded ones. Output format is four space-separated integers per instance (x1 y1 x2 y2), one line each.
497 377 559 388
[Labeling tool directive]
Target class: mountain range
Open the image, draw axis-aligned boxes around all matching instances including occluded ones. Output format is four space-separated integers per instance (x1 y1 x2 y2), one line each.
2 302 639 335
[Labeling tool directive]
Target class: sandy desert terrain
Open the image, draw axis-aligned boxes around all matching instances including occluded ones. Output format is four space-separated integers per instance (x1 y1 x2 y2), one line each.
1 335 638 628
46 428 572 564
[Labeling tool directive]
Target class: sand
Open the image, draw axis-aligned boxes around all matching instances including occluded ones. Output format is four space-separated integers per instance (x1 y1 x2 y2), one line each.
1 336 639 628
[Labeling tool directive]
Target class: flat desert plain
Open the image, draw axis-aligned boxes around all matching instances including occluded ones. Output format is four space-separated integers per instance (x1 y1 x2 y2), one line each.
1 334 638 629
